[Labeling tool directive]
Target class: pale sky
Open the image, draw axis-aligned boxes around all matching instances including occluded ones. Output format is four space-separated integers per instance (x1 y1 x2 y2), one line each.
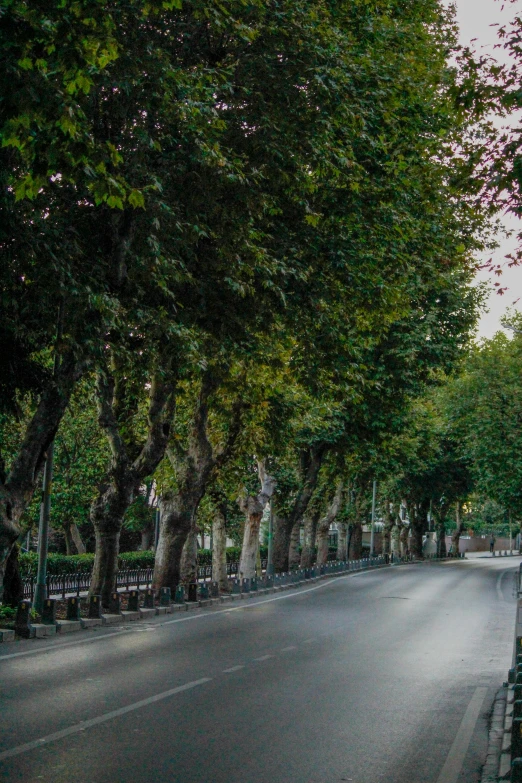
453 0 522 337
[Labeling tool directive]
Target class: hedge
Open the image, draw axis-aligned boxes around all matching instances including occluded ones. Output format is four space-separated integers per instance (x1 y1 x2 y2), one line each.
18 546 274 576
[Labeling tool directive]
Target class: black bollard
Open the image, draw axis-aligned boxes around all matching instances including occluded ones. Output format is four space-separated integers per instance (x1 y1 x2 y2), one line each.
187 583 198 602
108 592 121 614
127 590 140 612
513 718 522 759
210 582 219 598
512 757 522 781
143 588 154 609
514 701 522 720
88 595 102 619
15 600 32 638
42 598 56 625
242 578 251 594
159 587 171 607
66 596 80 621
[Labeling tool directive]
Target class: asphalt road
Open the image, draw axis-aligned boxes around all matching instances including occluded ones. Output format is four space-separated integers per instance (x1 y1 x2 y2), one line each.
0 557 517 783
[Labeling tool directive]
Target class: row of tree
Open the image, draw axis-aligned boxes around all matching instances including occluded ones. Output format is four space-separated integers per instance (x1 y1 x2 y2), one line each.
1 0 520 606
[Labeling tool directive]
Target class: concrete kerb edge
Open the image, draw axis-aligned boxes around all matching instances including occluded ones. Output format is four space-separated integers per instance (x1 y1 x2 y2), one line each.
2 557 436 645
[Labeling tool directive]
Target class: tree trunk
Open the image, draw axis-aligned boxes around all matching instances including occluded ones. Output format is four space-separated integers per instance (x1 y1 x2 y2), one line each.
391 522 401 555
89 364 175 604
153 373 244 592
89 483 133 606
451 502 464 556
0 355 82 601
288 521 301 569
316 482 344 565
399 524 409 556
140 526 153 552
63 523 74 556
70 523 85 554
300 509 320 567
382 499 394 556
239 463 275 580
409 505 424 559
349 522 363 559
436 519 447 557
180 525 199 584
212 506 228 592
153 492 198 591
2 545 24 607
272 444 327 572
316 518 330 565
337 523 348 560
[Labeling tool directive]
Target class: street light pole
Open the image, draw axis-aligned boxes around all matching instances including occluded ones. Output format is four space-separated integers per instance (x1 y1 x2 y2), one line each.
370 480 377 557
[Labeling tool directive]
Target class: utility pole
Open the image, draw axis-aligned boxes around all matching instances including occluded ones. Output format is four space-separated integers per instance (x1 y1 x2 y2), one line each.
267 498 274 575
370 480 377 557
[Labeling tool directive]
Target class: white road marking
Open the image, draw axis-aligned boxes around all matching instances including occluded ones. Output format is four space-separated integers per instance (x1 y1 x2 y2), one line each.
222 665 244 673
303 638 317 644
281 646 297 652
435 687 488 783
0 678 212 761
0 629 132 661
497 571 505 602
253 654 273 661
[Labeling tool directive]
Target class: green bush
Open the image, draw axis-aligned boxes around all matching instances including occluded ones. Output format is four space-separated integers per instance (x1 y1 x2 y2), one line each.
18 545 264 576
19 552 95 576
119 550 155 569
0 605 16 621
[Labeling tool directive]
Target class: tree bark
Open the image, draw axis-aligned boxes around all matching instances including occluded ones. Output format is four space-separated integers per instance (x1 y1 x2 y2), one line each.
180 525 199 584
2 545 24 607
273 444 327 572
409 504 425 559
391 521 401 556
89 363 175 605
450 501 464 556
212 505 228 591
399 523 409 556
316 482 343 565
337 522 348 560
140 526 153 552
436 519 447 557
300 509 320 567
288 521 301 569
0 354 82 601
349 521 363 559
238 463 275 580
63 523 74 556
382 500 394 556
153 375 244 592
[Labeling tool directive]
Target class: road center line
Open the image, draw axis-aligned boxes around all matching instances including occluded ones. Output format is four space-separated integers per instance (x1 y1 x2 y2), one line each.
281 646 297 652
0 677 212 762
222 665 244 673
435 687 488 783
254 654 273 661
